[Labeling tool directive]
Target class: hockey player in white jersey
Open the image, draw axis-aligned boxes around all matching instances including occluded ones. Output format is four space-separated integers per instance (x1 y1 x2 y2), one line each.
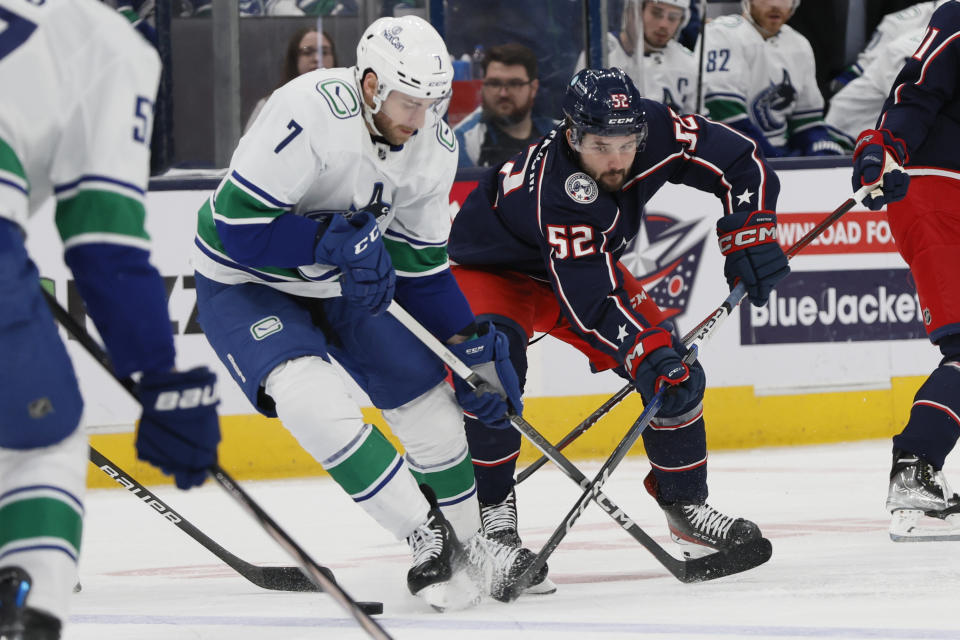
192 15 552 609
0 1 221 638
575 0 699 114
699 0 843 157
829 1 948 94
826 29 925 151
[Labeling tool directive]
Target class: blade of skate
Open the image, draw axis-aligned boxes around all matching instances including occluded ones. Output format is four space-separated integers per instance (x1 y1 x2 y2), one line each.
890 510 960 542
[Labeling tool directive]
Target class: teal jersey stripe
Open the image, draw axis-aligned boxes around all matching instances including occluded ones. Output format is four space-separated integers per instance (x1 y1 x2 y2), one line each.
383 237 449 275
0 137 26 182
215 179 287 221
788 116 824 135
325 425 402 496
409 453 475 502
196 196 302 280
0 497 83 553
704 99 747 122
55 191 149 244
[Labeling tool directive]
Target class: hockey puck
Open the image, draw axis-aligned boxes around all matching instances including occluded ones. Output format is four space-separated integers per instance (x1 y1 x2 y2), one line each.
359 601 384 615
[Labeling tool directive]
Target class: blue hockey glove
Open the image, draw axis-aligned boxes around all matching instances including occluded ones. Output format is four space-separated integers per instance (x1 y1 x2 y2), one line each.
620 327 705 417
852 128 910 211
315 210 395 315
135 367 221 490
717 210 790 307
449 323 523 429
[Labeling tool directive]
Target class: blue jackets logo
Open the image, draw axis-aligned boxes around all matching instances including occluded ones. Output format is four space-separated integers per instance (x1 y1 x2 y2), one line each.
564 172 599 204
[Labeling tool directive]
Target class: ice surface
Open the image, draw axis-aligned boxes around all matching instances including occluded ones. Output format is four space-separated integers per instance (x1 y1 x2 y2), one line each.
69 440 960 639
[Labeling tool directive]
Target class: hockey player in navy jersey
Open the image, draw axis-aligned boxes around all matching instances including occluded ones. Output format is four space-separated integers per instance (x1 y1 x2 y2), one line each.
191 15 551 608
449 67 788 558
850 1 960 542
0 1 220 637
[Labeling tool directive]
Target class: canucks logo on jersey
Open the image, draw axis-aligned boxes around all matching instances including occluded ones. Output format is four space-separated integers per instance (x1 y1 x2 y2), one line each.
751 69 798 135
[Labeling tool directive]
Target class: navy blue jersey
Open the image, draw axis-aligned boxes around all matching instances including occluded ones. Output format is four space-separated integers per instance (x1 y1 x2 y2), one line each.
449 98 779 360
878 1 960 171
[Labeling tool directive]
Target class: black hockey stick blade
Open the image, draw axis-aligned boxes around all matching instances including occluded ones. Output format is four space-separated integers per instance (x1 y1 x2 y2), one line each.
674 537 773 583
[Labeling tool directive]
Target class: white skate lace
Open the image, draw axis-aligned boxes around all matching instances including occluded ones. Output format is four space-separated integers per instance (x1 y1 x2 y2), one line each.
408 515 443 567
935 470 956 509
469 534 519 575
683 504 735 540
481 494 517 535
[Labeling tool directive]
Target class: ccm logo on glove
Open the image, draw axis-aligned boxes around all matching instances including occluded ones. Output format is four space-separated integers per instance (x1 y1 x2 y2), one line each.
153 384 218 411
718 213 778 254
354 226 381 255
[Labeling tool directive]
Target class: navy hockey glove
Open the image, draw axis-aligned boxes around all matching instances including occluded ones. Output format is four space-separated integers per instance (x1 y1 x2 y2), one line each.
717 210 790 307
852 129 910 211
449 323 523 429
315 210 396 315
135 367 221 490
620 327 705 417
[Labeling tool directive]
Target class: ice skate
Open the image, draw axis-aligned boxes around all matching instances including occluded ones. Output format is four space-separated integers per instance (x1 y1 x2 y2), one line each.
886 450 960 542
406 486 481 612
660 501 763 558
0 567 61 640
479 489 556 596
465 527 552 602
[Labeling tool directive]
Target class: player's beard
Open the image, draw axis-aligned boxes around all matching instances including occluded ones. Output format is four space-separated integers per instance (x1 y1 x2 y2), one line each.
594 169 628 192
372 110 415 146
483 93 535 128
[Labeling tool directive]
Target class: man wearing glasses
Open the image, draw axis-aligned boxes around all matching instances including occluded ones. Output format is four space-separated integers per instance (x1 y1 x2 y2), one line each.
454 43 556 168
448 68 785 563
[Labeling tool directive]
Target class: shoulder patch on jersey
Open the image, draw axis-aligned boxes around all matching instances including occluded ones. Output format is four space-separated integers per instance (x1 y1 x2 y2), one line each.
436 121 456 152
564 172 599 204
316 79 361 119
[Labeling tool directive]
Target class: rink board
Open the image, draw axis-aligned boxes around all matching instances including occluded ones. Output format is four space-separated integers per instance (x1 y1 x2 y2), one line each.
19 164 935 488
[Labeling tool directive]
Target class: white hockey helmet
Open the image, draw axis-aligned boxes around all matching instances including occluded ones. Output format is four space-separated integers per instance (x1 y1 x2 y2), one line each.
354 15 453 118
741 0 801 16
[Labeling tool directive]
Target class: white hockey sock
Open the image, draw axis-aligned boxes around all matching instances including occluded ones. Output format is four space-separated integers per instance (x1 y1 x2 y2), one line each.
265 356 428 539
0 428 86 623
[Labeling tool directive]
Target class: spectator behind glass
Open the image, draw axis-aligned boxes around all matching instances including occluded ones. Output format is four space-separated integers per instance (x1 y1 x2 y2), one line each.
244 28 337 133
574 0 699 114
453 43 556 168
698 0 843 157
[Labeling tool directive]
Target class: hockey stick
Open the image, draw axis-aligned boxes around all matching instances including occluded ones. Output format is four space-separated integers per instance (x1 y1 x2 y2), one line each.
388 299 759 588
503 282 769 600
516 184 875 484
41 289 387 624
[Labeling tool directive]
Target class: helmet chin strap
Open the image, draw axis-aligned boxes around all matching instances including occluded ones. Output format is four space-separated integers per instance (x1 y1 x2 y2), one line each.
358 72 388 137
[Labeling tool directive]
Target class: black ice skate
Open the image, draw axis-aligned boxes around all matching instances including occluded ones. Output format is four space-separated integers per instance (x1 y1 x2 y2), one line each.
479 489 556 597
0 566 61 640
645 471 762 555
886 449 960 542
406 485 480 611
465 530 552 602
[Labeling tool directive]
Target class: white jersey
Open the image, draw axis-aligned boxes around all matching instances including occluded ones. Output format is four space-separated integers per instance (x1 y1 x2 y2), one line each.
194 67 459 298
852 1 945 76
699 14 825 150
0 0 159 242
575 34 699 114
826 30 925 148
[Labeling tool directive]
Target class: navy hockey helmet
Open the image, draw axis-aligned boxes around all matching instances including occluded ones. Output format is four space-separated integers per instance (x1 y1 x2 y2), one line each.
562 67 647 150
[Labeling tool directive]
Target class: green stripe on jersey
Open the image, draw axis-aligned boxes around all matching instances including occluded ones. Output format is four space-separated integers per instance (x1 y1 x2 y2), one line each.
0 497 83 553
704 99 747 123
55 191 149 243
215 179 287 221
383 237 448 274
787 115 823 135
0 137 27 182
325 426 402 497
409 453 475 502
196 198 304 280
